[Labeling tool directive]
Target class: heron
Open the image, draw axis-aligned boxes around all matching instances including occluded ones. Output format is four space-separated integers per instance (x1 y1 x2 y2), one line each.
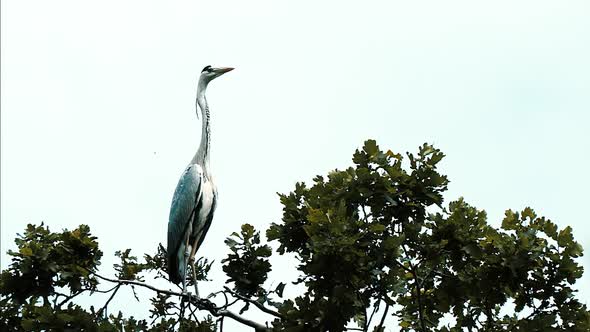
167 65 233 295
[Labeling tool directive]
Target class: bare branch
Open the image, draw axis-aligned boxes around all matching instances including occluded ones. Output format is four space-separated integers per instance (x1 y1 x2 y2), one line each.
223 287 283 318
93 273 179 297
91 284 120 294
377 303 390 331
366 297 381 331
96 285 120 318
188 303 199 324
92 272 270 331
56 289 87 308
213 308 270 332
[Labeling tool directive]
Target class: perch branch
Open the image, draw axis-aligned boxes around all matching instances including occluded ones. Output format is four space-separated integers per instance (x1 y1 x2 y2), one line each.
92 272 270 331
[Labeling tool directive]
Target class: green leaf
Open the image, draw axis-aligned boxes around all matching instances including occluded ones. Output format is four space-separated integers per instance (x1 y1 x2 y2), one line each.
363 139 379 156
521 207 537 221
383 235 404 250
241 224 255 238
19 247 33 257
275 282 286 297
543 220 558 239
558 226 573 247
462 243 483 259
369 224 386 233
7 140 588 332
569 242 584 257
225 238 239 249
502 210 520 230
21 319 34 331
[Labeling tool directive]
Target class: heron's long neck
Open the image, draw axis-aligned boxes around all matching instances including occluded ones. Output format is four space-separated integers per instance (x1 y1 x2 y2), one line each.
192 81 211 176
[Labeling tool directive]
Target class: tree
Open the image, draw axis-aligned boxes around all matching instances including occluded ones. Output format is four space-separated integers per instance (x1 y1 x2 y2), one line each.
1 140 588 331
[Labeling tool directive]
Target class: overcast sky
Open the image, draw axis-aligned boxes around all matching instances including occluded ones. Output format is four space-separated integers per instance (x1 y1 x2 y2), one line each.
2 0 589 328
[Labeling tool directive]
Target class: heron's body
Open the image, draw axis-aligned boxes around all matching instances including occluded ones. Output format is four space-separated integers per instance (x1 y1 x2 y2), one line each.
167 164 217 283
167 65 232 288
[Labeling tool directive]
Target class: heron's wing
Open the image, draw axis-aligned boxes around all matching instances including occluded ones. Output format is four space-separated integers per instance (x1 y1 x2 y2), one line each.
167 164 203 283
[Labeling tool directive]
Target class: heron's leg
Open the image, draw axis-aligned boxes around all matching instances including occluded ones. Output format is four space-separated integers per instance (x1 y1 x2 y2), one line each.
191 262 200 298
188 242 200 298
182 248 190 294
182 230 192 295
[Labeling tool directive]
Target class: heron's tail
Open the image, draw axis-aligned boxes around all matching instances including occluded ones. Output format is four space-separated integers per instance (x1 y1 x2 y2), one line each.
167 243 187 284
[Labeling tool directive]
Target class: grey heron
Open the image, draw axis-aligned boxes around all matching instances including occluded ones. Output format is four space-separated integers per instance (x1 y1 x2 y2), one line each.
167 65 233 294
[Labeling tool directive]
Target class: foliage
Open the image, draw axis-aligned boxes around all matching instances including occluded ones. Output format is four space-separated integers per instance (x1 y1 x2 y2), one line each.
222 223 272 297
1 140 588 331
0 224 217 331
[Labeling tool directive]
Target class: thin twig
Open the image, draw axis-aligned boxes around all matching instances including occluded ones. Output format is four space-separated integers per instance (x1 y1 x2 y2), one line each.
362 306 368 332
57 289 87 308
361 206 369 222
219 290 230 308
366 297 381 331
188 302 199 323
130 285 140 301
96 285 120 318
179 294 186 329
377 303 390 331
223 287 283 318
91 284 120 294
94 273 180 297
208 290 239 310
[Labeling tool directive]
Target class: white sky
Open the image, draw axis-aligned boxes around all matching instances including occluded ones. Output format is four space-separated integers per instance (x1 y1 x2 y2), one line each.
2 0 589 328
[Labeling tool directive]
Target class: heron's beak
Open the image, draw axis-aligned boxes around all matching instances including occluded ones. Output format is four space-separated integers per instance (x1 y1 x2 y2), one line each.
216 67 234 75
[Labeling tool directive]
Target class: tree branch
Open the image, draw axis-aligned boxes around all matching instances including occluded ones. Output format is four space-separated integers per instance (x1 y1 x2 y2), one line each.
223 287 283 318
92 272 270 331
56 289 87 308
377 303 390 331
366 297 381 331
96 285 120 318
402 244 427 332
213 308 269 332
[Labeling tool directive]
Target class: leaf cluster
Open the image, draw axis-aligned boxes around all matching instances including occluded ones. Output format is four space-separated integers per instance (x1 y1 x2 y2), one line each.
0 224 217 331
263 140 589 331
1 140 589 332
1 223 101 306
222 224 272 298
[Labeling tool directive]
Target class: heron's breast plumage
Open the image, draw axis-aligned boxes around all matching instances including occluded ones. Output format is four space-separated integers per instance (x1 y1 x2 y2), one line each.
191 179 217 239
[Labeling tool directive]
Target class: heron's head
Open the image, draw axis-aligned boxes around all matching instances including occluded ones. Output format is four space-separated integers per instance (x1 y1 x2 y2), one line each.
200 65 234 84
